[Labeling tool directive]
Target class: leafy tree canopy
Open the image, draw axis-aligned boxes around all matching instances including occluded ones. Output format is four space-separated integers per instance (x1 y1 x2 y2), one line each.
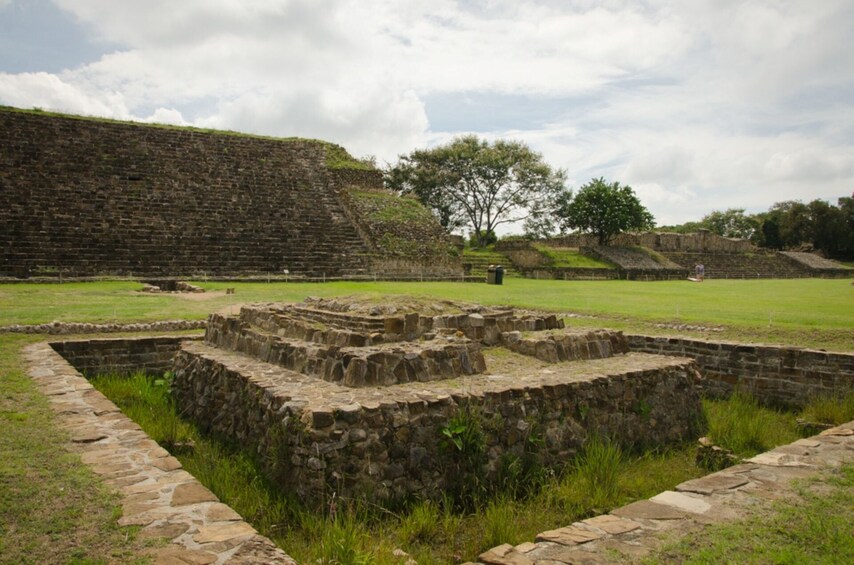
700 208 759 239
384 135 566 247
558 177 655 245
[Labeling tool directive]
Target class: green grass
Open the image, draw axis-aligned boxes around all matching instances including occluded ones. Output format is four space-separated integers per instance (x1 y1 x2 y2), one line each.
87 372 849 563
800 391 854 426
532 244 613 268
651 462 854 564
1 278 851 350
0 336 152 564
703 392 800 457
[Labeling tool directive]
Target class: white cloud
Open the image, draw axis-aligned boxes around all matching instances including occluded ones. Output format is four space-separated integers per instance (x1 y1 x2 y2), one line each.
0 71 131 118
142 107 188 125
0 0 851 225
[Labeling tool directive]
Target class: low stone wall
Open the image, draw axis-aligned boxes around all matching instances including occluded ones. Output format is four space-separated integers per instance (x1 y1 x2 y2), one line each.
626 335 854 407
50 335 199 376
25 342 295 564
521 267 618 280
171 342 703 507
502 330 629 363
0 319 206 335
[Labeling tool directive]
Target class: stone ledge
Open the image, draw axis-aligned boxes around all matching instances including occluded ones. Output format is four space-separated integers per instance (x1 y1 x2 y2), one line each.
473 420 854 564
22 341 295 564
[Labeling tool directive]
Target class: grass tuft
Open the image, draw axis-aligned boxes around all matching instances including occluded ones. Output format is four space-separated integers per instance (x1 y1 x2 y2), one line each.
800 391 854 426
703 392 798 457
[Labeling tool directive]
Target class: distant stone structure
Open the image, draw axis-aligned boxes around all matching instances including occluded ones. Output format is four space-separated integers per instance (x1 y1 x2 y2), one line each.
0 107 459 279
518 231 852 280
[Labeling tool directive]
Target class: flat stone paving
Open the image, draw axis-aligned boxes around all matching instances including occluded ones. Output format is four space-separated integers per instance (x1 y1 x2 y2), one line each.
23 342 296 565
474 422 854 564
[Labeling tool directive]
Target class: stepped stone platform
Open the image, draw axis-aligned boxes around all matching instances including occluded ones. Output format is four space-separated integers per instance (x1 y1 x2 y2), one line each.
171 297 704 506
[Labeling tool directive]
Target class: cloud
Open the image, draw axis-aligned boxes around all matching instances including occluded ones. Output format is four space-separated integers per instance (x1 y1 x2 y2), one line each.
0 71 130 117
0 0 851 225
195 86 428 161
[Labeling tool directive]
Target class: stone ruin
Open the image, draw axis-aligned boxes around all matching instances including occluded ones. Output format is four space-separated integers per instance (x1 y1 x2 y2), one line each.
171 297 703 507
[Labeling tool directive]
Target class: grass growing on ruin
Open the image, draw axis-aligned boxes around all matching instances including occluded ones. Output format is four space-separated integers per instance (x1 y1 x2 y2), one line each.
1 278 851 350
800 391 854 427
532 245 614 268
649 462 854 564
703 392 800 457
83 372 853 563
0 336 152 564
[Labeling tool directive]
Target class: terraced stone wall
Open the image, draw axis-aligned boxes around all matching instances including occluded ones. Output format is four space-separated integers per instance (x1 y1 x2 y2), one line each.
0 108 456 279
627 335 854 407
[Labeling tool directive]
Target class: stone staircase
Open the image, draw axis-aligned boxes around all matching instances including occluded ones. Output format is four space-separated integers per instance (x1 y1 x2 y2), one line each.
662 251 813 279
462 249 520 278
2 108 448 279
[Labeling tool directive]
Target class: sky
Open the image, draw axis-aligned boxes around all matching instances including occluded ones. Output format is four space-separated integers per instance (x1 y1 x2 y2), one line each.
1 0 852 229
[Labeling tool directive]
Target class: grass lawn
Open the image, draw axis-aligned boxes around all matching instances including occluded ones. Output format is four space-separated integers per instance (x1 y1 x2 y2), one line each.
0 277 852 562
0 334 154 564
1 278 851 350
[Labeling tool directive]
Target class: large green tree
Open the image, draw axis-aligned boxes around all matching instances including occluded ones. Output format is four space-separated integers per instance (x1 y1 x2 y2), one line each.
558 177 655 245
385 135 566 247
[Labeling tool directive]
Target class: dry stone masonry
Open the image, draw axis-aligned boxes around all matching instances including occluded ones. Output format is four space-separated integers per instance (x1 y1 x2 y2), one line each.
171 297 704 507
0 107 459 279
26 332 853 564
627 335 854 408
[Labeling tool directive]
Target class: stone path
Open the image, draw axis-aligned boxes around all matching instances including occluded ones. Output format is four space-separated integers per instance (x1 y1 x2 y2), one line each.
23 342 296 565
473 422 854 564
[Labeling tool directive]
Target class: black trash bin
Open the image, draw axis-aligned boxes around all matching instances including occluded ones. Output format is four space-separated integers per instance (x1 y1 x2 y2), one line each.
487 265 497 284
494 265 504 285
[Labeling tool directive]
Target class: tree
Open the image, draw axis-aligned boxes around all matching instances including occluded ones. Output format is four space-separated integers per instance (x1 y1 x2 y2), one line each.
523 186 573 239
557 178 654 245
385 135 566 247
700 208 759 240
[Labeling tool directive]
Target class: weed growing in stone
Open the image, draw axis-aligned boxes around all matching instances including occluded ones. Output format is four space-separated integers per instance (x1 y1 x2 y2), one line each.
439 406 487 509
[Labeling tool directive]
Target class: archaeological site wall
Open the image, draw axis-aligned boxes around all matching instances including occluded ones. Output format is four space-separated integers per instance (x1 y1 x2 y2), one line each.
0 107 458 279
168 299 704 506
627 335 854 408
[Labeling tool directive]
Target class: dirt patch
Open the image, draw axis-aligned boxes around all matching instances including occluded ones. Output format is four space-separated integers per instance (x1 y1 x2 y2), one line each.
133 290 227 301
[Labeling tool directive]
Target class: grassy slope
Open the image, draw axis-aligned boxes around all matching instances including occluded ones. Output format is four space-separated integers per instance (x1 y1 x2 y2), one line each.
532 245 613 268
1 278 851 350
